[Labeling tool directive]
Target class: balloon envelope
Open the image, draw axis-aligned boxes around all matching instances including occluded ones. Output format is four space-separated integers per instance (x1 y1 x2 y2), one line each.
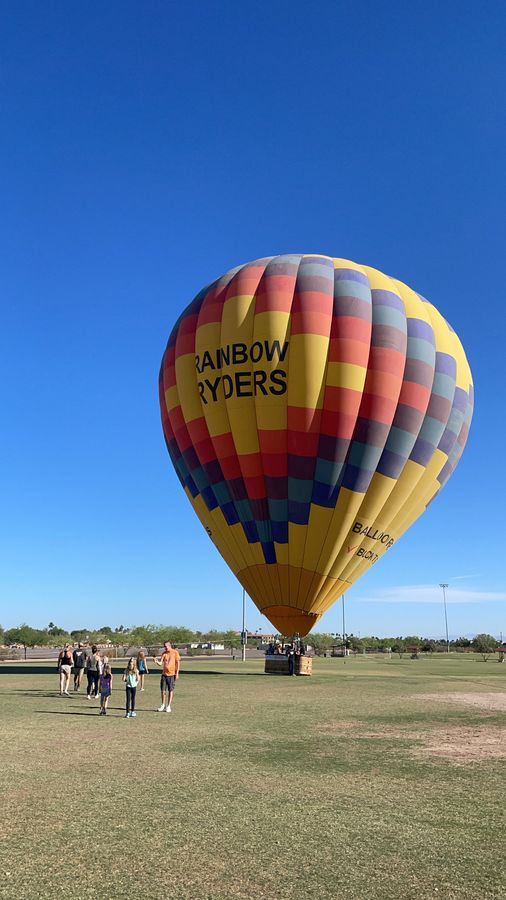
159 255 473 635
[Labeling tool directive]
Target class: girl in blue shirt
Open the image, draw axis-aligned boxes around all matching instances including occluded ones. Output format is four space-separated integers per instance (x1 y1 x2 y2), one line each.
136 649 149 691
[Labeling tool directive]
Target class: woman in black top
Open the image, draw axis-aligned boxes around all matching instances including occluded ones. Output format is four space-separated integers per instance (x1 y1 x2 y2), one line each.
58 644 73 696
85 646 100 699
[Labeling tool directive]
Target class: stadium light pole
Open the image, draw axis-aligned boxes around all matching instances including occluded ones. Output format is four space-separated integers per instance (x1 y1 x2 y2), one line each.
342 593 346 661
439 583 450 653
241 588 247 662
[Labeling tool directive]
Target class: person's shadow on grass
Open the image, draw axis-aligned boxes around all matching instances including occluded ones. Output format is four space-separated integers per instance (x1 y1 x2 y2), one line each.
36 709 129 717
36 707 164 716
36 709 104 716
180 669 265 676
9 691 66 698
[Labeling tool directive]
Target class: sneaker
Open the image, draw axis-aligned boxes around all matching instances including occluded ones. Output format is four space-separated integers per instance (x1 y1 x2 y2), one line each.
157 705 165 712
165 705 171 713
140 688 144 692
131 711 137 717
87 695 91 700
125 712 130 718
64 690 70 696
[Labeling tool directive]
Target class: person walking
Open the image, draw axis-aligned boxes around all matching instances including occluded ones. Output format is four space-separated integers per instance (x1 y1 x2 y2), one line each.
153 641 180 713
99 662 113 715
86 645 100 699
123 656 139 718
72 642 86 692
136 650 149 691
57 644 73 695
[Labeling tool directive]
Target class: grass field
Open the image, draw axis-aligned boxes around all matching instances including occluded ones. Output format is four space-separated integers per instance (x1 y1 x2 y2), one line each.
1 655 505 900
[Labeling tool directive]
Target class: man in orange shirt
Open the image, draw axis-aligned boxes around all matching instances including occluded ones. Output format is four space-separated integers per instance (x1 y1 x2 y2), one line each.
154 641 180 713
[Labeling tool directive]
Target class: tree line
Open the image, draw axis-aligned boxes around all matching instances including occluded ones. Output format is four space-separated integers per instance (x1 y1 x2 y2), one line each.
0 622 501 660
0 623 243 656
307 632 501 658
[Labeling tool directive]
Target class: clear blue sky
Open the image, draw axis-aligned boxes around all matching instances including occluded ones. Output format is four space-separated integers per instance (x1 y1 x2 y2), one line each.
1 1 505 638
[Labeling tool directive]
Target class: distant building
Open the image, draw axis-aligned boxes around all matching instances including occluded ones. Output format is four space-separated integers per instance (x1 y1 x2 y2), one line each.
233 632 275 645
189 642 225 651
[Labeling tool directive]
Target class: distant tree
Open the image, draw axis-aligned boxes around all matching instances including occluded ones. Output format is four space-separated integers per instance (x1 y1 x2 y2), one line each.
129 625 156 647
5 625 43 659
200 628 225 643
159 626 197 645
421 639 436 653
454 636 472 648
361 636 387 650
153 625 171 645
48 624 66 637
404 635 421 648
391 638 406 658
308 633 334 656
37 630 53 647
0 624 4 645
433 639 448 651
39 629 54 646
472 633 498 661
348 635 364 652
223 630 241 651
70 629 89 641
84 630 101 644
134 624 197 648
99 626 113 636
403 636 421 660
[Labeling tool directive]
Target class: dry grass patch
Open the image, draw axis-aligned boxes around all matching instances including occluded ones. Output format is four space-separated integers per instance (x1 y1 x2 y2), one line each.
418 691 506 712
318 719 358 733
318 715 506 765
410 724 506 764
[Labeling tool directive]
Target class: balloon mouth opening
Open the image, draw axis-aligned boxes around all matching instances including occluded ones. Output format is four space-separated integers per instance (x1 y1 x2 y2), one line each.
262 606 319 638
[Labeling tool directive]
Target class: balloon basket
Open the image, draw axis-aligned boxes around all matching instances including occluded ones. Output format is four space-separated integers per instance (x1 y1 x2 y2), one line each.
296 655 312 676
264 655 312 676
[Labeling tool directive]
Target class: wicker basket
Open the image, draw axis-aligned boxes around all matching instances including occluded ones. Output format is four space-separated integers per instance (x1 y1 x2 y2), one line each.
264 655 312 676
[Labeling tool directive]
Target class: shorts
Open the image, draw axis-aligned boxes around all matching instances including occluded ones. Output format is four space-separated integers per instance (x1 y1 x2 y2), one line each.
160 674 176 692
100 690 111 699
73 666 84 675
60 664 72 675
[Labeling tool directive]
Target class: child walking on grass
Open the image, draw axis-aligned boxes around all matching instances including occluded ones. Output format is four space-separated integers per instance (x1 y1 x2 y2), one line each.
99 662 113 715
123 657 139 718
136 649 149 690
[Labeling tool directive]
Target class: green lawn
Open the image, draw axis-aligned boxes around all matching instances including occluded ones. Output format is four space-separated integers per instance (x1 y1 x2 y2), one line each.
1 655 505 899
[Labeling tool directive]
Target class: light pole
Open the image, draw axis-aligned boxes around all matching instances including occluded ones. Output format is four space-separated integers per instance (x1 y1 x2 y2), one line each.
241 588 247 662
439 583 449 653
342 593 346 660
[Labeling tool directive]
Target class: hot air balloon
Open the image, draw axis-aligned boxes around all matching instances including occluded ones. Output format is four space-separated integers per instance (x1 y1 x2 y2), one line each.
159 255 473 636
